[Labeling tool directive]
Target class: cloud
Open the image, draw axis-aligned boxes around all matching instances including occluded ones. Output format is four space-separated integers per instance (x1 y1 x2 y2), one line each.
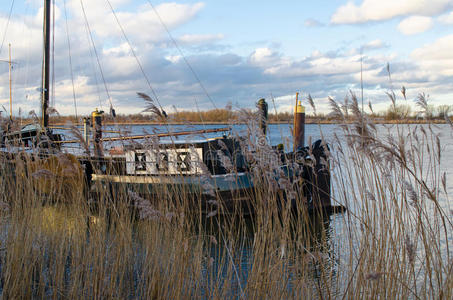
331 0 452 24
177 34 224 45
411 34 453 76
0 1 211 114
165 55 182 64
103 43 133 56
304 18 324 27
249 47 282 66
248 48 381 78
397 16 433 35
362 39 388 51
438 11 453 23
66 1 205 44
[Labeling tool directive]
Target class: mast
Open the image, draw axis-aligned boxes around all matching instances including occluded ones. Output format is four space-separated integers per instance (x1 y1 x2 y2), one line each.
41 0 51 129
0 45 17 122
8 44 12 121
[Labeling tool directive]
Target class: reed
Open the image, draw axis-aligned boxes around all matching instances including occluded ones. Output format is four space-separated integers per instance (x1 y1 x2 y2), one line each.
0 89 450 299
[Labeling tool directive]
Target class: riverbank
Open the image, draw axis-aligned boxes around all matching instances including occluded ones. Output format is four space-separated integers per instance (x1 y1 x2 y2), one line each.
50 118 451 126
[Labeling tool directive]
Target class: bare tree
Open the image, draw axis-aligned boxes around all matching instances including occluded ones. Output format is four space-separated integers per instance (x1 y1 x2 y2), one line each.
437 105 452 119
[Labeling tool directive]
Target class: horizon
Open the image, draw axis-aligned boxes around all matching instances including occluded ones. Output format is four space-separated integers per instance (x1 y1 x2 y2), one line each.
0 0 452 116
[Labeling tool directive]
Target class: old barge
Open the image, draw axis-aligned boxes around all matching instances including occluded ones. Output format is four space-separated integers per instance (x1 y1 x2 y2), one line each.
69 95 333 215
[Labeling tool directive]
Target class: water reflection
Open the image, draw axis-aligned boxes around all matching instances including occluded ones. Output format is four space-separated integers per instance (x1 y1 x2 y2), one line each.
199 210 340 297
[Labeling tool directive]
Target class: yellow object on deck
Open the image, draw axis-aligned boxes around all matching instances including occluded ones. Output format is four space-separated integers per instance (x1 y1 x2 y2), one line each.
91 108 103 126
91 108 103 118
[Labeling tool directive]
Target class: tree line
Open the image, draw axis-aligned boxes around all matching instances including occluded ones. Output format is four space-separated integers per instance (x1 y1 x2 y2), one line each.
3 103 452 125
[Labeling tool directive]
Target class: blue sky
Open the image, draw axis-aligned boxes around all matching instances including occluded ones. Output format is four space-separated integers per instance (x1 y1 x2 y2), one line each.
0 0 452 116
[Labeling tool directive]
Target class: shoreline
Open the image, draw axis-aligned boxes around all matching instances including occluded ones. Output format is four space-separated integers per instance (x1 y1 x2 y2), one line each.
50 119 451 126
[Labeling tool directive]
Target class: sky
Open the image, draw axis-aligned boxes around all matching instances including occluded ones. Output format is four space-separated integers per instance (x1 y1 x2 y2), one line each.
0 0 452 116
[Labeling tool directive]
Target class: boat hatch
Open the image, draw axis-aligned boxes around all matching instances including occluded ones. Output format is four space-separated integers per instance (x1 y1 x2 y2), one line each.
125 148 203 175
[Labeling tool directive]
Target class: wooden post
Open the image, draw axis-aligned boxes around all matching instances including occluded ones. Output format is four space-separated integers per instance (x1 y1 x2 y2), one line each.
92 109 103 158
83 117 90 146
311 140 332 209
257 98 268 135
293 93 305 151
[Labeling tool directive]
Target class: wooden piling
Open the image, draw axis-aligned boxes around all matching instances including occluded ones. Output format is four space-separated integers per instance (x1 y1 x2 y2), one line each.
293 93 305 151
91 109 103 158
257 98 268 135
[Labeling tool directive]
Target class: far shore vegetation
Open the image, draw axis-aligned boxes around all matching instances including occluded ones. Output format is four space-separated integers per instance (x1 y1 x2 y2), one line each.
5 103 453 126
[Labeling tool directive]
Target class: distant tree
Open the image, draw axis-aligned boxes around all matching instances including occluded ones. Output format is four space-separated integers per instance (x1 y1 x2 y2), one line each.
423 105 436 120
437 105 452 119
385 104 412 120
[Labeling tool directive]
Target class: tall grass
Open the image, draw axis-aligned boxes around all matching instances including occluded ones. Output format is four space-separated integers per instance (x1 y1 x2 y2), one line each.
0 89 451 298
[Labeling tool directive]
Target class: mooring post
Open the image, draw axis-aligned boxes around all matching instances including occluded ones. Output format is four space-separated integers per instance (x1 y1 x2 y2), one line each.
83 117 90 147
91 108 104 159
257 98 268 135
293 92 305 151
311 141 332 210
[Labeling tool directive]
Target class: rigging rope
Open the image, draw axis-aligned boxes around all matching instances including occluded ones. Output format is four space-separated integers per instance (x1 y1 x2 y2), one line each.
23 3 31 103
105 0 220 139
63 0 78 121
0 0 15 56
83 21 103 109
145 0 218 110
79 0 114 111
105 0 164 112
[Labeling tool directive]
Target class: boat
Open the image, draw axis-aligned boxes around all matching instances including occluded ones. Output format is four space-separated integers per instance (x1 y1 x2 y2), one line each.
0 0 335 215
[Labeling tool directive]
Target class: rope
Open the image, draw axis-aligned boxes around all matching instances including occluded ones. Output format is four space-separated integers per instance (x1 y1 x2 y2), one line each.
0 0 15 56
63 0 78 121
23 3 31 102
145 0 218 109
83 21 103 109
79 0 114 110
105 0 164 112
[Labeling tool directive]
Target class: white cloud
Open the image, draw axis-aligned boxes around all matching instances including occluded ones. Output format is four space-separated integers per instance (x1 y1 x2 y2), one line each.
397 16 433 35
253 49 370 77
67 1 205 44
249 47 279 65
412 35 453 60
165 55 182 63
438 11 453 23
178 34 224 45
411 34 453 76
103 43 133 56
362 39 388 51
304 18 324 27
331 0 452 24
310 50 323 58
305 55 360 75
364 40 383 48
